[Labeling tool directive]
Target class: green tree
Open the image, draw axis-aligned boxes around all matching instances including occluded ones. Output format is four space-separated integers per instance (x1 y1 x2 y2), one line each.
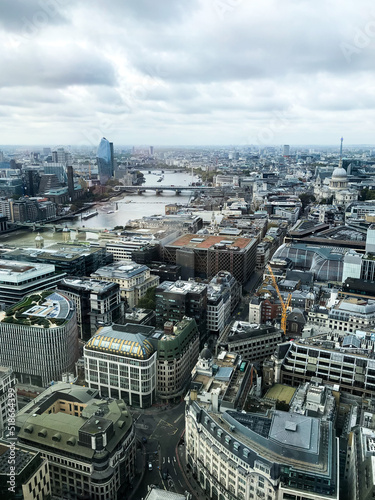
298 192 316 210
137 287 156 310
359 188 375 201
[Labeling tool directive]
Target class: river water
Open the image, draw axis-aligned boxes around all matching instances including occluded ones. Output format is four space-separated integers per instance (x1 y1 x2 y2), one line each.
0 170 199 248
68 170 197 230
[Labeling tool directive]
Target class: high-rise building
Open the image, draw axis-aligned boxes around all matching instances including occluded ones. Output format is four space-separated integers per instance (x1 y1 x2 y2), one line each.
283 144 290 156
97 137 114 185
0 291 79 386
66 165 75 201
57 277 124 339
155 280 207 338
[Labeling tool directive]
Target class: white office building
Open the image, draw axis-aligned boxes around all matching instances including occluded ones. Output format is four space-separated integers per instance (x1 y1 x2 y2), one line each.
84 324 157 408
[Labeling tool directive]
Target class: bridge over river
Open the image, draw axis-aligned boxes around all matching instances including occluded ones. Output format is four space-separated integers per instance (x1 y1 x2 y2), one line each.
113 184 220 195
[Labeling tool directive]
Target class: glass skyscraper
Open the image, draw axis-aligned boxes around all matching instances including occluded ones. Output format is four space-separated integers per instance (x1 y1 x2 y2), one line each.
96 137 114 185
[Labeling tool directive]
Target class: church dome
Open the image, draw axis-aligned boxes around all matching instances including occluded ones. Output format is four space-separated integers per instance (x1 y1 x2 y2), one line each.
200 343 212 360
332 167 347 179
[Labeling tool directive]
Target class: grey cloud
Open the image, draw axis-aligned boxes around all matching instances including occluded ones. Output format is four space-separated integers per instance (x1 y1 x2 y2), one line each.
84 0 199 23
0 46 116 88
0 0 68 32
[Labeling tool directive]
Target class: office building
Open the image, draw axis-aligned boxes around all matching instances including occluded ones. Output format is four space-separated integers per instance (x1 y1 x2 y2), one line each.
346 426 375 500
97 137 114 185
84 324 157 408
274 331 375 399
163 234 257 284
85 319 199 406
283 144 290 157
67 165 74 200
218 322 284 365
156 317 199 401
185 349 338 500
15 383 135 500
155 280 207 337
23 168 40 197
0 291 79 386
104 240 158 263
125 307 156 327
58 277 124 340
0 259 64 309
91 261 159 308
0 445 50 500
206 271 240 336
9 197 56 223
308 296 375 333
3 244 108 276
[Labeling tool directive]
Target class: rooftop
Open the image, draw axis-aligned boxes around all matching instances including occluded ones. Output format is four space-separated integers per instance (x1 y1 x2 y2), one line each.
157 280 207 295
167 233 254 250
0 259 55 283
16 383 132 458
4 244 102 262
60 277 118 293
92 260 149 279
85 323 155 360
3 291 73 328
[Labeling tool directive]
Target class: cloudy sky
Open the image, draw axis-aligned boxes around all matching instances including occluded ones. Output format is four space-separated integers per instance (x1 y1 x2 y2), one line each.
1 0 375 146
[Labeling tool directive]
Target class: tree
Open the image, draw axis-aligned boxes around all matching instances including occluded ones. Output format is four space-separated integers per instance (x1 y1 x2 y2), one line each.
298 193 316 210
359 188 375 201
137 287 156 310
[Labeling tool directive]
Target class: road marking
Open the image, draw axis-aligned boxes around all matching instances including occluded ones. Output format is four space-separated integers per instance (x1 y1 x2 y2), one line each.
173 413 184 424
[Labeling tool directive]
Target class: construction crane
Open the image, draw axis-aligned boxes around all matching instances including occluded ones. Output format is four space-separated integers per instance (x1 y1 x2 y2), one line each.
267 264 292 335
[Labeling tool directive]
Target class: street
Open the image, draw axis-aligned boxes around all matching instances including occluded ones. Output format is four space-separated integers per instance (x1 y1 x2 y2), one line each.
130 402 190 499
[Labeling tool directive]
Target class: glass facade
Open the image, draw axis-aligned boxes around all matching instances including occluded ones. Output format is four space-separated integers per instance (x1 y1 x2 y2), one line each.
96 137 114 185
274 244 343 282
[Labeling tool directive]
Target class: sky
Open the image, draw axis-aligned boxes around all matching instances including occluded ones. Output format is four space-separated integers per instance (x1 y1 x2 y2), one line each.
1 0 375 147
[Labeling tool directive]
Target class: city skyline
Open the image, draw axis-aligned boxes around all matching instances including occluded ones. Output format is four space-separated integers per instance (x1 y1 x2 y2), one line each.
1 0 375 146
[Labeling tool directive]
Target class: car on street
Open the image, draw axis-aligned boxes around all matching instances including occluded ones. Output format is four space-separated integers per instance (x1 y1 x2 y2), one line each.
148 462 153 471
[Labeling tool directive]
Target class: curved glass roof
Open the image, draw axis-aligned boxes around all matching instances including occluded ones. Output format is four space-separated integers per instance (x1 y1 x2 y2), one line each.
86 328 154 360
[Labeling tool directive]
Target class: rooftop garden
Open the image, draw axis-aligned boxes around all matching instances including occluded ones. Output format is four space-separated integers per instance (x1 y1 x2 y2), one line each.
2 291 67 328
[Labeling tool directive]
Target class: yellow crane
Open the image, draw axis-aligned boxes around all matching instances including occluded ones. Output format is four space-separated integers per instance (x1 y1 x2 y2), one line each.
267 264 292 335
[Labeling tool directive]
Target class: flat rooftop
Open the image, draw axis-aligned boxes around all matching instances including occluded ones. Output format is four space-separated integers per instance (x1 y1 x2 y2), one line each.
265 384 296 404
157 280 207 295
60 277 118 292
167 233 254 250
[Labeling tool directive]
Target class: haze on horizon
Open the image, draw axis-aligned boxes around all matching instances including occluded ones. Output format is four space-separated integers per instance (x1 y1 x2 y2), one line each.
1 0 375 147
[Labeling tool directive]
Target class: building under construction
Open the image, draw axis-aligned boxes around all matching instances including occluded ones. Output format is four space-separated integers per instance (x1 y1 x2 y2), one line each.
162 234 257 284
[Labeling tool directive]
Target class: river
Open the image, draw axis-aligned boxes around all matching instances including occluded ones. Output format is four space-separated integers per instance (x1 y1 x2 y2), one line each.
0 170 199 248
67 170 198 230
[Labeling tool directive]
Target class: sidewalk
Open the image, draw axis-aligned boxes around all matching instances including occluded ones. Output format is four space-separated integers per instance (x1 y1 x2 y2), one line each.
128 441 146 500
175 432 207 500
